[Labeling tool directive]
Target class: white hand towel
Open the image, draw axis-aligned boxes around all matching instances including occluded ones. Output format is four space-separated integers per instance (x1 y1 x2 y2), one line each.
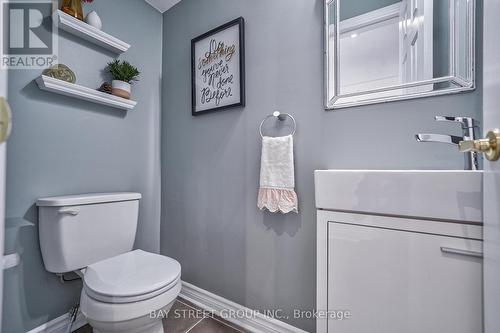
257 135 298 213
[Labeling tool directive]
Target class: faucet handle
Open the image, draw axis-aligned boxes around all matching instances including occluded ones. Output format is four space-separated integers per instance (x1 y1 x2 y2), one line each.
435 116 477 128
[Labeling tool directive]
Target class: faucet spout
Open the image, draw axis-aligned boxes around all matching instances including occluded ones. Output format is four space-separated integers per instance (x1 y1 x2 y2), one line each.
415 116 479 171
415 134 463 145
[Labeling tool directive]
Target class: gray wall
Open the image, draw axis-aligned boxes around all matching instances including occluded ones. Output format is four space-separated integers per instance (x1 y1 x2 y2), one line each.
3 1 162 332
160 0 482 331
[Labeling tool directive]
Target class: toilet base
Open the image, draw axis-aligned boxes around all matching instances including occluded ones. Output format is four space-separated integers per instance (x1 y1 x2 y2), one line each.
87 299 175 333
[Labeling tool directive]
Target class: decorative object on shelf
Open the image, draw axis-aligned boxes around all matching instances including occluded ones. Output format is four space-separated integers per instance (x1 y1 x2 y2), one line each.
97 82 112 94
106 60 140 100
60 0 84 21
85 11 102 30
191 17 245 116
42 64 76 83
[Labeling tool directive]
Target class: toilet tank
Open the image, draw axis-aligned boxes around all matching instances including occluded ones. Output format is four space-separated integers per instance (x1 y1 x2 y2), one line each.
37 192 141 273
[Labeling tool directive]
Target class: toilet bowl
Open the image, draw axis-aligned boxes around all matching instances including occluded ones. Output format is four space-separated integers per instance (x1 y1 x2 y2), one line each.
80 250 181 333
36 193 182 333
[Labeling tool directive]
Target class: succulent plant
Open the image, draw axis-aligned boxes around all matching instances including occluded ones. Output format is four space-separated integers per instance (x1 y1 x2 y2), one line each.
106 60 140 84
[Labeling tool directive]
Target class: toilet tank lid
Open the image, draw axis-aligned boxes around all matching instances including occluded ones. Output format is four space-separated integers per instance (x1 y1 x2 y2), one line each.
36 192 142 207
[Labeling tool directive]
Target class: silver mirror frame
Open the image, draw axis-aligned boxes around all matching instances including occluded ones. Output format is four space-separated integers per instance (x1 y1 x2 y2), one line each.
324 0 476 110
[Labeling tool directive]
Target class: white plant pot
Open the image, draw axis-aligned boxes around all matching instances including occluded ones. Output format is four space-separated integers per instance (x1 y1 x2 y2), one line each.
112 80 131 99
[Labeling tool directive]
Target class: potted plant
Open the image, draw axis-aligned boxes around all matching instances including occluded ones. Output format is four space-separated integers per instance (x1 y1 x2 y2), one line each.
106 60 140 99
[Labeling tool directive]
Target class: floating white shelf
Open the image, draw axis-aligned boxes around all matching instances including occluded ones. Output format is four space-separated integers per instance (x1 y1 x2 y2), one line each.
36 75 137 110
54 10 130 53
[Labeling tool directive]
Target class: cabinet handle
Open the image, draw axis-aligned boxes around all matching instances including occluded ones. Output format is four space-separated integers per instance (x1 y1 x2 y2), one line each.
58 207 80 216
441 247 483 258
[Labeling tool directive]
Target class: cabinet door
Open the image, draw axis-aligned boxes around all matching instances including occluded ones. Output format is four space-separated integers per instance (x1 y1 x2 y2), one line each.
327 222 482 333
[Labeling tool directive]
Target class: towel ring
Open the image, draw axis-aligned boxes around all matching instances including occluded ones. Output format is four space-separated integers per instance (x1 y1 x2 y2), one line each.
259 111 297 138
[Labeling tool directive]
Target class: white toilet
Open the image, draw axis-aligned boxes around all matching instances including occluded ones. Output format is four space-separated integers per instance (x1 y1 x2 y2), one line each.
37 192 181 333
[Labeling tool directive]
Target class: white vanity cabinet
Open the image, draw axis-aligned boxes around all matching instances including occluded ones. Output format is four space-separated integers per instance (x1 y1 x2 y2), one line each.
315 170 483 333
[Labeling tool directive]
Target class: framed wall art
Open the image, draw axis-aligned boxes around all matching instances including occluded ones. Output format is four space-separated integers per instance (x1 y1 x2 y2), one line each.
191 17 245 115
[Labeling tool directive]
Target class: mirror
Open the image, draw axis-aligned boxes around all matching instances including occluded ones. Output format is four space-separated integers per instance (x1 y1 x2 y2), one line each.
325 0 475 109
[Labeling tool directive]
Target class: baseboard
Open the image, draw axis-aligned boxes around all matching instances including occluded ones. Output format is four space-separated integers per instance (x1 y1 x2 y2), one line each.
26 312 87 333
180 281 308 333
26 281 307 333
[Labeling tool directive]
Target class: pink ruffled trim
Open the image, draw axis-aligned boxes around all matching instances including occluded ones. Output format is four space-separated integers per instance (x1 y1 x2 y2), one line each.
257 188 298 214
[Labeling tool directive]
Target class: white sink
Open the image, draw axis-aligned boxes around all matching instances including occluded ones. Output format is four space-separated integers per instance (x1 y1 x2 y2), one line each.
314 170 482 223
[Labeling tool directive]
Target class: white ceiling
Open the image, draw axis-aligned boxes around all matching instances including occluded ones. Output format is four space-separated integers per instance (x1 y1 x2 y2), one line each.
145 0 182 13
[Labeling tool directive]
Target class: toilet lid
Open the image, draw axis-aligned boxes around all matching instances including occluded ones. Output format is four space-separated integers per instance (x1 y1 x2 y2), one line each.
84 250 181 303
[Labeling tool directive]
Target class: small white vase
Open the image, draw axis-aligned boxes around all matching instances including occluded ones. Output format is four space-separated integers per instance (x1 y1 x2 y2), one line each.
112 80 131 99
85 11 102 30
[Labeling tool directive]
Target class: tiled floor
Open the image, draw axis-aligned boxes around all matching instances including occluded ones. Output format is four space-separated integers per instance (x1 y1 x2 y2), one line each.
74 298 246 333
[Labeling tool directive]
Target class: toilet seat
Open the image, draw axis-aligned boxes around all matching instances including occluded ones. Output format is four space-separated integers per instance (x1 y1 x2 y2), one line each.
83 249 181 303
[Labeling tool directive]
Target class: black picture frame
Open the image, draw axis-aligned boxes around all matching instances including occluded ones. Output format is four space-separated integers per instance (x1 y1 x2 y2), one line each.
191 17 245 116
